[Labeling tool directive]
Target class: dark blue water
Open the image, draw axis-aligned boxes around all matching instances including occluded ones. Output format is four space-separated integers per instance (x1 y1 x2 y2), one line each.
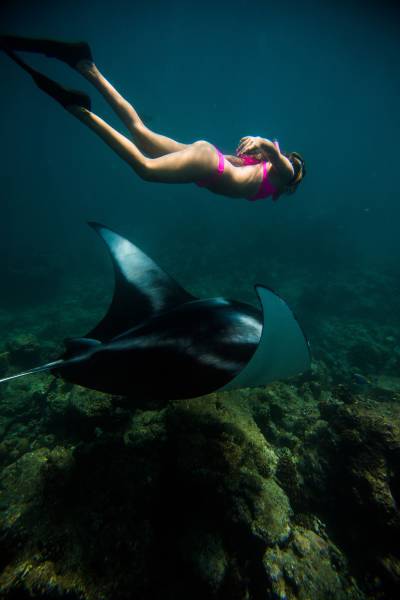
0 0 399 319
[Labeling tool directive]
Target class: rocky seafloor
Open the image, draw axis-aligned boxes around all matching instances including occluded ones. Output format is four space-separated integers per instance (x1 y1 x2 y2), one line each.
0 262 399 600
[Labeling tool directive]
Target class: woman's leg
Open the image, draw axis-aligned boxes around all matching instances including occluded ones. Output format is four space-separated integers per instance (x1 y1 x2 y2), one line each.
76 60 189 157
69 106 216 183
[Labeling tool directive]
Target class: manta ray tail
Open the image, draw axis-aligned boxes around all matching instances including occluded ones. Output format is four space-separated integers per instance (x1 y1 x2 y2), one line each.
0 338 100 385
0 338 100 383
0 359 64 384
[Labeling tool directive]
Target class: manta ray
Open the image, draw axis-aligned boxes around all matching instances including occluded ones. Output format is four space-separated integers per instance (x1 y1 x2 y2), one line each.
0 223 310 400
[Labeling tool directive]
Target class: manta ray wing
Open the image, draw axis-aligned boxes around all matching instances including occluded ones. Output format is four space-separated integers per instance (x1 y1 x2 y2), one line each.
85 223 195 341
220 285 311 390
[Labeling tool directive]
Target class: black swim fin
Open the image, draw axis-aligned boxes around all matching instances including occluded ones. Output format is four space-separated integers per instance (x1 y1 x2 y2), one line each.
4 49 91 110
0 34 93 69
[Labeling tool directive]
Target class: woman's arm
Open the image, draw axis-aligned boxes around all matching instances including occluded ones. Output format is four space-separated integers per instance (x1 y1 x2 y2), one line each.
237 136 294 180
225 154 244 166
259 139 294 179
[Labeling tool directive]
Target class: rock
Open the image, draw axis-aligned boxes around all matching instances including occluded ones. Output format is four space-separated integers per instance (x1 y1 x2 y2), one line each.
263 525 364 600
45 380 125 439
297 398 400 598
0 351 9 377
376 375 400 393
0 389 293 599
6 333 42 369
347 340 389 372
179 529 228 593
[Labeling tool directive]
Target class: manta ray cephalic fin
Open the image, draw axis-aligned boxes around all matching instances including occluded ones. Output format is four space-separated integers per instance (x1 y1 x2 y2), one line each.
85 223 195 342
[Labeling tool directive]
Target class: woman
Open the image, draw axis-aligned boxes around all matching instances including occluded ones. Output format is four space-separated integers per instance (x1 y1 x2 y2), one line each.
1 35 306 202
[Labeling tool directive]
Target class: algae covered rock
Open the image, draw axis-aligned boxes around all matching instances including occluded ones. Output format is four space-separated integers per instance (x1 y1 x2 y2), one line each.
263 525 364 600
0 373 391 600
0 443 75 590
0 351 9 378
45 379 128 440
347 340 390 372
0 447 51 520
5 333 43 369
0 389 293 600
178 528 229 593
165 392 288 544
292 396 400 598
124 407 167 449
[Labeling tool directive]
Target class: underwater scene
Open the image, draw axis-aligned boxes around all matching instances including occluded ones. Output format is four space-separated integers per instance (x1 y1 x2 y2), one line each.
0 0 399 598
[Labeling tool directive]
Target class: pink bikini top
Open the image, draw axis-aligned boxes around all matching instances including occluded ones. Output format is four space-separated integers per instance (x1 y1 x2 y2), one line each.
239 140 281 202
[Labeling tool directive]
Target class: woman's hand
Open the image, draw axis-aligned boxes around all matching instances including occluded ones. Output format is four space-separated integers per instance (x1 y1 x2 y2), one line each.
236 136 264 156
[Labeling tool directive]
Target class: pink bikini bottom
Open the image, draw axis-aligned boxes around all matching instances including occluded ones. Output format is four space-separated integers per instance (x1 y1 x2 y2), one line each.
195 145 225 187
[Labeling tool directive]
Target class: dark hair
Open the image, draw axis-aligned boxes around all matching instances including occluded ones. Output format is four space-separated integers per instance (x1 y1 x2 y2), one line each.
283 151 306 193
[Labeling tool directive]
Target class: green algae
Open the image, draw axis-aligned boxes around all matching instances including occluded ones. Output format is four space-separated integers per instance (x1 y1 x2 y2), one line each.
263 525 364 600
0 378 377 600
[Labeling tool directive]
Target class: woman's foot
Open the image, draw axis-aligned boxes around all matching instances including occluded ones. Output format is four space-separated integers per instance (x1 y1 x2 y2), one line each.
4 48 91 110
0 34 93 70
33 70 92 110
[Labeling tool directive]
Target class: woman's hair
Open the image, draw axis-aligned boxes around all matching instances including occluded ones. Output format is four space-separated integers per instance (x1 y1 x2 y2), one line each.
283 152 306 194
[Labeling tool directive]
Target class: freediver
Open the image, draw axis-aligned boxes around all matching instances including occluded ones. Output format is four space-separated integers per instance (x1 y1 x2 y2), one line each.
1 35 306 202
